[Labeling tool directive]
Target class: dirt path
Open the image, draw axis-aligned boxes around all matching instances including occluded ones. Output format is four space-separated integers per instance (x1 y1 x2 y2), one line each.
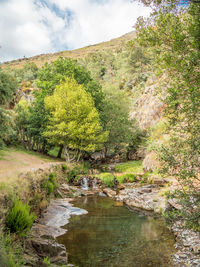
0 148 64 184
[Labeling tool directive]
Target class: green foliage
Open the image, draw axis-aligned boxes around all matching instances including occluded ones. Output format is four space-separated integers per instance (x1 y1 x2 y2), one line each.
8 62 38 83
14 57 105 155
36 57 104 115
114 161 143 173
6 199 36 236
117 173 137 183
135 0 200 229
163 209 182 224
62 164 68 171
42 173 58 196
0 69 17 105
101 85 136 155
99 173 114 187
44 78 108 160
0 232 24 267
66 164 90 183
0 69 17 148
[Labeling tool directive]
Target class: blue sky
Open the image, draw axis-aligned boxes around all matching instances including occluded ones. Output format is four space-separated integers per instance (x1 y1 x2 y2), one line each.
0 0 150 62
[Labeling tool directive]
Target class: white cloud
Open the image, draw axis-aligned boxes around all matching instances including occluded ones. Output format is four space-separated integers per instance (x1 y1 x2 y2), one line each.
50 0 150 49
0 0 150 62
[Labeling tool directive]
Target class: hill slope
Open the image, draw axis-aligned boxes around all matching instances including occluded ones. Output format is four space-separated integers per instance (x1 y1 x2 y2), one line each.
2 31 135 69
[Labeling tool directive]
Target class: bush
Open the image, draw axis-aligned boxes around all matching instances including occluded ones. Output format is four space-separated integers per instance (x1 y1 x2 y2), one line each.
6 199 36 236
49 172 57 186
99 173 114 187
42 173 58 196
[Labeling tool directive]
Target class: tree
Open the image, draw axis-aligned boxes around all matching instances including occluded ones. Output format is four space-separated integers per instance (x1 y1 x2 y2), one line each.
23 57 105 156
44 78 108 162
36 57 104 112
134 0 200 230
0 69 17 147
101 85 138 156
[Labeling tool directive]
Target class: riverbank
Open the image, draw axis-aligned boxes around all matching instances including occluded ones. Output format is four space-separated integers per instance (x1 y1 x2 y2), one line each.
28 179 200 266
0 158 199 266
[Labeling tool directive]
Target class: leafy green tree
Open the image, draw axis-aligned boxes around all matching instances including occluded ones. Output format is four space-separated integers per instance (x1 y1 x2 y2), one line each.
36 57 104 111
0 69 17 147
24 57 105 156
101 85 137 156
135 0 200 229
44 78 108 161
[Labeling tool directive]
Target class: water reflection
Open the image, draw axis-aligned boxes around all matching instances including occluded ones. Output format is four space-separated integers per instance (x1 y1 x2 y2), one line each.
57 196 175 267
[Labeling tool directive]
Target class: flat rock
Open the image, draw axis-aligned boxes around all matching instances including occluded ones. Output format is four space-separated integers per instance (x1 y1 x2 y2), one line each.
31 223 66 239
117 184 125 190
168 198 183 210
39 198 88 228
103 188 116 198
116 185 168 213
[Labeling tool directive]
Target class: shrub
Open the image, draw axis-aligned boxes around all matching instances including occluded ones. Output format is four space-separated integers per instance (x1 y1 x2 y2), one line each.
99 173 114 187
46 182 54 195
42 173 58 196
49 172 56 184
6 199 36 236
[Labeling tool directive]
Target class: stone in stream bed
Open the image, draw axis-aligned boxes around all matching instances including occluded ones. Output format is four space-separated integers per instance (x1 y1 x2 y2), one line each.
103 188 116 198
39 198 88 229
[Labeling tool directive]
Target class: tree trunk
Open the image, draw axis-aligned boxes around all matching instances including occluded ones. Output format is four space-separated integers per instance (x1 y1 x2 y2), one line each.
57 144 64 158
64 147 76 162
76 150 82 162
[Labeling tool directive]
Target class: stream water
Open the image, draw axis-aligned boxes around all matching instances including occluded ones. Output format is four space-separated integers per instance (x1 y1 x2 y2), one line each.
57 195 175 267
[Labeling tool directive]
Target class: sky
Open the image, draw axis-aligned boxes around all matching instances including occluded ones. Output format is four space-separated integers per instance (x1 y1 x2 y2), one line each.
0 0 150 62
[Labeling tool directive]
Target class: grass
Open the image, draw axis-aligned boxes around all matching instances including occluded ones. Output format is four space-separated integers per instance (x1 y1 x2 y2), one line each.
0 147 10 160
0 146 60 162
99 173 114 187
117 173 137 183
114 160 143 173
12 146 59 162
0 232 24 267
48 146 64 159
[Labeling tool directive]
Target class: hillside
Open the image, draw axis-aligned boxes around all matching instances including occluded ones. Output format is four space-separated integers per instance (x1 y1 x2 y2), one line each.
2 31 136 69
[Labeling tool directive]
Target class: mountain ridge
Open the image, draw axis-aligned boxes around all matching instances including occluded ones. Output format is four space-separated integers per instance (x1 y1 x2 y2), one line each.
2 31 136 69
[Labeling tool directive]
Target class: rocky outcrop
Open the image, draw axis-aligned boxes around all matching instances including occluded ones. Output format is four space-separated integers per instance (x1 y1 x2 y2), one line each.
25 197 87 266
130 78 166 130
116 184 169 213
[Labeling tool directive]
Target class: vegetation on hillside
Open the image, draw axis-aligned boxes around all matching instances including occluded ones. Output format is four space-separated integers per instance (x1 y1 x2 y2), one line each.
0 0 199 235
0 69 17 148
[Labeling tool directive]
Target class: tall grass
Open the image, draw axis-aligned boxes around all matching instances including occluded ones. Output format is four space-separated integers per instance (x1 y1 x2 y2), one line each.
0 233 24 266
